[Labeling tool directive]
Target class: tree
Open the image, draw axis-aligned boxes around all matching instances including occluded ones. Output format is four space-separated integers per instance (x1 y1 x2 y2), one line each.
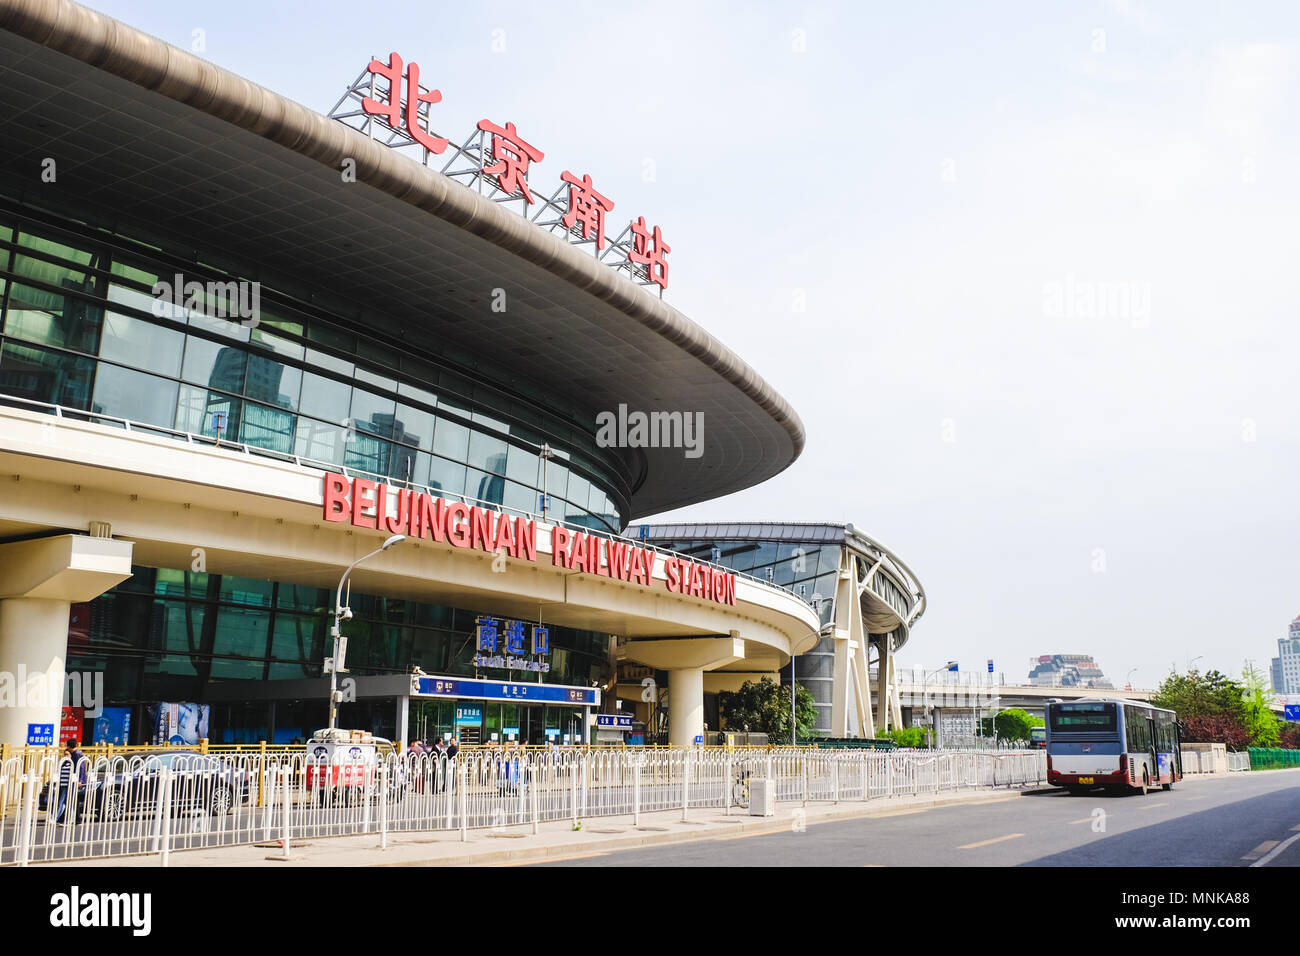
1152 669 1246 721
1240 664 1281 748
979 708 1041 744
1182 714 1250 751
718 677 818 743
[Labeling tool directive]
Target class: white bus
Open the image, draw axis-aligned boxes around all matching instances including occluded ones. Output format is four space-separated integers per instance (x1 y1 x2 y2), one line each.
1044 698 1182 795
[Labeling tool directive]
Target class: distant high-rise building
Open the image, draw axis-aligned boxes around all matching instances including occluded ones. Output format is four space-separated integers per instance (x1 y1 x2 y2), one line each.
1027 654 1113 689
1270 616 1300 695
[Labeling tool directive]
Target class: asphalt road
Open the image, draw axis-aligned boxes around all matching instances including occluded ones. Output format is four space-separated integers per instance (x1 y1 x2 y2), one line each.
527 769 1300 867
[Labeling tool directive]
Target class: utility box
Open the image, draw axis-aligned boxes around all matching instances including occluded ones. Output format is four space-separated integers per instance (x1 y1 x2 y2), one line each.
749 777 776 817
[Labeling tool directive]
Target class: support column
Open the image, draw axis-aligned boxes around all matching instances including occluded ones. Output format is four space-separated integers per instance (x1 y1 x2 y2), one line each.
875 634 891 733
621 636 744 749
0 598 71 747
396 695 409 748
668 668 704 748
0 534 133 747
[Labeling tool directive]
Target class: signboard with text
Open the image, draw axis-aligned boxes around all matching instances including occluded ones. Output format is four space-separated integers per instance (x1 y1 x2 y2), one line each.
412 676 599 707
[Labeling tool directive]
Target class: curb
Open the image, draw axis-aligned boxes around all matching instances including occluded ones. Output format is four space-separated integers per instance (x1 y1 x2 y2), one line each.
374 786 1055 867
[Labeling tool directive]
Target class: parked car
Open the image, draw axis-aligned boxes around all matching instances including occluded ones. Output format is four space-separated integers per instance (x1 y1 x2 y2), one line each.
88 752 252 820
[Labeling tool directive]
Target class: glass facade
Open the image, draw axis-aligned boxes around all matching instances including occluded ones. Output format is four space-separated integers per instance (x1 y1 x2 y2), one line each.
68 566 613 745
0 199 627 532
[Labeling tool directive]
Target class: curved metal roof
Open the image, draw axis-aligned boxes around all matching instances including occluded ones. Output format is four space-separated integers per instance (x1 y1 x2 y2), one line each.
0 0 804 518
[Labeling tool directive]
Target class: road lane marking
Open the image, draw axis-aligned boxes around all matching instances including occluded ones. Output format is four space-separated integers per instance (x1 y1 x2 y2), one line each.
1254 831 1300 867
958 833 1024 849
1241 841 1279 861
1068 817 1095 825
1137 802 1166 811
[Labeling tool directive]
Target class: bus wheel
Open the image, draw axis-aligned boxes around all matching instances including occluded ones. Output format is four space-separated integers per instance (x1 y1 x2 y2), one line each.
1140 771 1149 796
1162 777 1173 791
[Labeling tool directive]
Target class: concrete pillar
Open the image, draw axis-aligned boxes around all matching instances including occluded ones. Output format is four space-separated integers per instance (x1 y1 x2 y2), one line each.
875 635 891 733
0 534 133 747
668 668 704 748
620 636 744 749
0 598 71 747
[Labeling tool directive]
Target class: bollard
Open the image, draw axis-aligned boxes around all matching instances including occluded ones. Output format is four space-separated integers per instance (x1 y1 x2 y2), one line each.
724 753 732 816
681 750 690 823
280 766 292 860
570 757 578 829
378 763 389 850
531 765 539 835
633 759 641 827
158 768 173 867
458 759 468 843
17 771 36 868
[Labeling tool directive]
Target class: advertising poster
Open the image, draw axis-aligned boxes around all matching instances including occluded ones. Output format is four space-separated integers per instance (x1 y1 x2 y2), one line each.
92 707 132 745
59 706 84 746
146 702 210 745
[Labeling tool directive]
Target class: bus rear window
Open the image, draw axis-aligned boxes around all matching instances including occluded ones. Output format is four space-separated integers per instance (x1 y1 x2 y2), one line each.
1049 703 1116 733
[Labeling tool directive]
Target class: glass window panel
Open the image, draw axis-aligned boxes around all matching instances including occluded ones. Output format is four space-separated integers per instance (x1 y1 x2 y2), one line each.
5 283 103 352
212 605 271 657
150 601 207 655
427 456 466 496
210 658 267 680
218 576 274 606
304 347 353 376
240 399 295 453
505 444 539 486
294 416 346 465
182 336 246 391
267 661 316 680
306 322 354 352
277 583 328 612
0 341 94 409
355 367 396 392
174 384 240 439
109 259 158 286
106 282 160 315
468 430 508 475
397 381 437 407
99 311 184 377
350 388 396 437
502 480 535 516
270 614 325 661
245 353 300 409
432 416 470 461
250 327 305 360
565 473 590 517
299 371 351 423
154 568 209 598
91 363 179 426
543 463 568 502
12 253 96 291
469 468 504 506
188 310 250 343
16 232 98 266
471 408 510 435
344 433 391 475
393 402 435 450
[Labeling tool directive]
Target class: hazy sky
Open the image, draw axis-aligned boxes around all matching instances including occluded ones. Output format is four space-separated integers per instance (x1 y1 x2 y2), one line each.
85 0 1300 690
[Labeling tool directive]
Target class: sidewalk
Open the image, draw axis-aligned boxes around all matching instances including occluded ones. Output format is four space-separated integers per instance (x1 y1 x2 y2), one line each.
46 784 1053 867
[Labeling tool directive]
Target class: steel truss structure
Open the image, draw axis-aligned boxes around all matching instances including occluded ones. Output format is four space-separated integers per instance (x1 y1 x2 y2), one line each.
328 64 666 296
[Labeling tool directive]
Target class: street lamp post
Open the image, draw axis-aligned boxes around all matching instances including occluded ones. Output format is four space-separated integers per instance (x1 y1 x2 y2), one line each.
1125 667 1138 691
327 533 407 731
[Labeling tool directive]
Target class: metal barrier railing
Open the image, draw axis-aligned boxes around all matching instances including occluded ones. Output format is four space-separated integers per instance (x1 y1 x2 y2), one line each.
0 748 1046 866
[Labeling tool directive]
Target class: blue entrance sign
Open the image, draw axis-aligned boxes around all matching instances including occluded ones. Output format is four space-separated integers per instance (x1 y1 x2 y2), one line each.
27 723 55 745
1285 704 1300 722
413 676 599 706
596 714 634 730
454 704 483 726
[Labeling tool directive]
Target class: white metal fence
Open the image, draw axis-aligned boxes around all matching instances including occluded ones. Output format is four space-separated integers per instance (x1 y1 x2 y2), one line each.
0 748 1046 865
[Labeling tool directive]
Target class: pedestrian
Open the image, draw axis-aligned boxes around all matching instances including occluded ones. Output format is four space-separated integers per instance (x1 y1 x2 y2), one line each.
55 737 88 823
446 736 459 760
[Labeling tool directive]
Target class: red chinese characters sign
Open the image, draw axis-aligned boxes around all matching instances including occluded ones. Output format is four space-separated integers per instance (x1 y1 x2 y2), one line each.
323 474 735 606
359 52 671 289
